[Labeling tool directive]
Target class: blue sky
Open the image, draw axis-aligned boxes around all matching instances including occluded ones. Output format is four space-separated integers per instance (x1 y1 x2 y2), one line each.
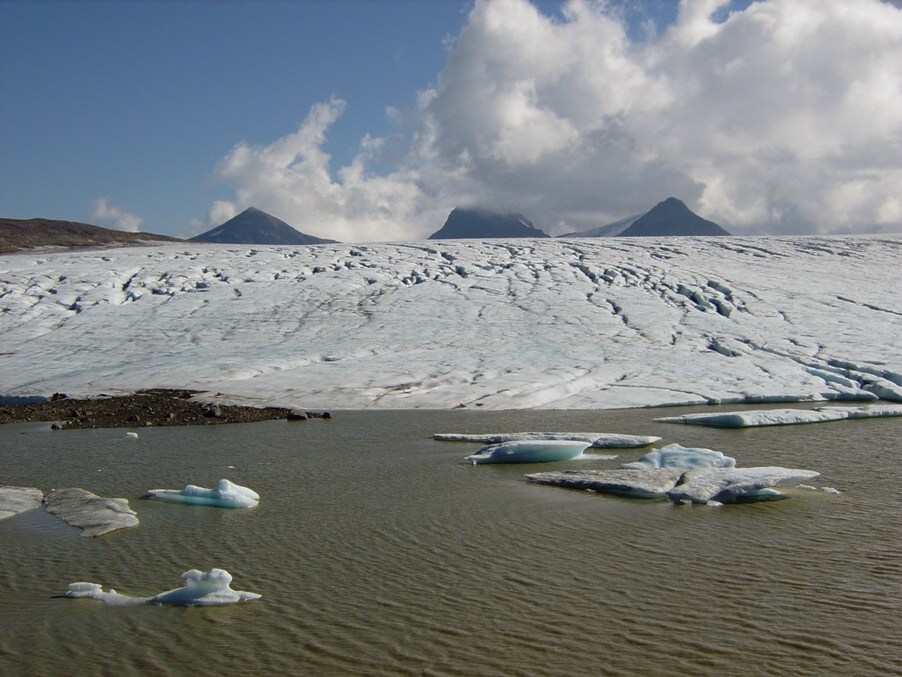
1 0 900 241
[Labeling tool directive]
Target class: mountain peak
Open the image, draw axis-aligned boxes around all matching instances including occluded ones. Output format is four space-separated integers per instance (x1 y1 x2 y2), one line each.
429 207 549 240
561 198 729 238
620 198 729 237
190 207 338 245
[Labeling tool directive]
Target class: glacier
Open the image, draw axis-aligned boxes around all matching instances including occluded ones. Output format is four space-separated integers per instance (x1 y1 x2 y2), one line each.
65 568 261 606
1 236 900 410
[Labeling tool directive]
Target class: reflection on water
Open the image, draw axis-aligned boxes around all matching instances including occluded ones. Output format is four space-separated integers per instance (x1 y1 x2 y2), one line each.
1 405 900 676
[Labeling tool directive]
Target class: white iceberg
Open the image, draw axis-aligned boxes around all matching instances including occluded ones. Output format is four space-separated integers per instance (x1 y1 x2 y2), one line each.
465 440 592 464
144 479 259 508
65 568 261 606
621 444 736 470
666 467 821 504
656 404 902 428
0 486 44 521
43 487 139 537
434 432 660 448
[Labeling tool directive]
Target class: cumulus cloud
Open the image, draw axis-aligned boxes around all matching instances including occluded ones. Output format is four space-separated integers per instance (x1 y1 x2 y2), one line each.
91 197 143 232
211 0 902 239
213 97 445 242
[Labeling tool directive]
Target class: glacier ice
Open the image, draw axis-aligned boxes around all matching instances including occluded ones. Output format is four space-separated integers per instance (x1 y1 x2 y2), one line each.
526 469 684 499
1 237 900 410
526 465 821 505
525 440 823 505
143 479 259 508
657 404 902 428
666 467 821 504
0 486 44 521
42 487 139 537
465 440 592 464
620 444 736 470
434 432 660 448
65 568 261 606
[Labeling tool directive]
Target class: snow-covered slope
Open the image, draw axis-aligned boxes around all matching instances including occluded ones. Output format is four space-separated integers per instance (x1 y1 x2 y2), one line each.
1 236 899 410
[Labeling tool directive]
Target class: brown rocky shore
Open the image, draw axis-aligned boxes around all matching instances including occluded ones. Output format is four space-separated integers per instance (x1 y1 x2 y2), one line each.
0 389 328 429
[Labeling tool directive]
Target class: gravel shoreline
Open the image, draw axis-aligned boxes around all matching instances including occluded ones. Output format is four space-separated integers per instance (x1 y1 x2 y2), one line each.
0 389 328 429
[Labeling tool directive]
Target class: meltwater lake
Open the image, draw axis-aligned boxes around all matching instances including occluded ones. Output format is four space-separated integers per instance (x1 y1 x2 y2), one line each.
1 405 900 676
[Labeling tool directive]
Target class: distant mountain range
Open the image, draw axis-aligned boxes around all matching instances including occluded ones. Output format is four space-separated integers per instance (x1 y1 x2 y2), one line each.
430 199 728 240
429 207 549 239
561 198 730 237
190 207 337 245
0 217 178 254
0 199 727 253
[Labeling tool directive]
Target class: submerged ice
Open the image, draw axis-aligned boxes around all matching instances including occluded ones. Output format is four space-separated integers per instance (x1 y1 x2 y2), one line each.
65 568 261 606
144 479 259 508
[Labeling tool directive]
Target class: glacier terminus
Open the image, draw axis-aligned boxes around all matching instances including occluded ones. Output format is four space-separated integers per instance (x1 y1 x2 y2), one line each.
1 236 899 410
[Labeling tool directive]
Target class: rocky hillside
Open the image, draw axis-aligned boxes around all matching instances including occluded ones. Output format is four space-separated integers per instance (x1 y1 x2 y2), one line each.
0 218 179 253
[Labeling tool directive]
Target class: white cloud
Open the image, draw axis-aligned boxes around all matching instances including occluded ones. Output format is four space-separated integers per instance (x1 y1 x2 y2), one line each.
211 0 902 239
91 197 143 232
213 97 445 242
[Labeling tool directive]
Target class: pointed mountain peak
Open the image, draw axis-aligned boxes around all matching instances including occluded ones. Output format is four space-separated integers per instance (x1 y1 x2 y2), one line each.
621 198 729 237
558 198 729 238
190 207 338 245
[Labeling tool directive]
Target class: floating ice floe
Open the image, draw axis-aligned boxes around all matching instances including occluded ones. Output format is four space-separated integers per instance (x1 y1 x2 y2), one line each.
0 485 44 521
434 432 660 448
526 466 821 505
526 441 823 505
465 440 593 464
65 568 261 606
526 469 685 499
666 467 821 504
143 479 259 508
620 443 736 470
657 403 902 428
42 487 139 537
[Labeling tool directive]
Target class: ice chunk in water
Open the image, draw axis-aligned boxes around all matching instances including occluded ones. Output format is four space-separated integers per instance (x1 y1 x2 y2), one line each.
65 568 261 606
144 479 259 508
621 444 736 470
